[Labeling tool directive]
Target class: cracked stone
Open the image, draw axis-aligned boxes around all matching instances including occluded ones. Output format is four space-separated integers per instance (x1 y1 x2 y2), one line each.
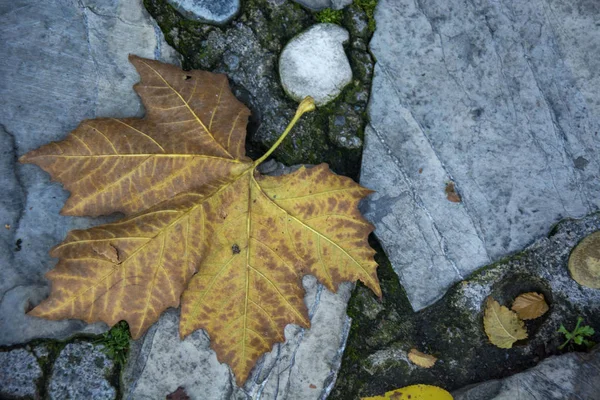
361 0 600 311
122 276 353 399
0 0 179 346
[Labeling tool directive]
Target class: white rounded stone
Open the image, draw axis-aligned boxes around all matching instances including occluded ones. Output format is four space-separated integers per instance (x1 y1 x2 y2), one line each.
279 23 353 106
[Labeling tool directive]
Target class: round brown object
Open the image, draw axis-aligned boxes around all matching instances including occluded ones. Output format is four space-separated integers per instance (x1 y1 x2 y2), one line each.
568 231 600 289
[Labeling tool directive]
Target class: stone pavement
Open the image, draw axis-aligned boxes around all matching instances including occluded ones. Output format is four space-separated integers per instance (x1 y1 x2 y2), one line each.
361 0 600 310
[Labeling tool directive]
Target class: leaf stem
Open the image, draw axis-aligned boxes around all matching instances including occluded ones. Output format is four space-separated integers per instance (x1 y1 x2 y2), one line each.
253 97 316 167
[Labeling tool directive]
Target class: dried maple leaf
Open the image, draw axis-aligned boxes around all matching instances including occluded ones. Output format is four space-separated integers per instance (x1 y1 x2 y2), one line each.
407 348 437 368
511 292 549 320
483 297 527 349
21 56 381 385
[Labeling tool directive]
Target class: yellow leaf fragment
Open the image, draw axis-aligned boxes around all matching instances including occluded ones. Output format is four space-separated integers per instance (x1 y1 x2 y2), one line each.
408 348 437 368
361 384 453 400
568 231 600 289
483 297 528 349
511 292 549 320
22 57 381 386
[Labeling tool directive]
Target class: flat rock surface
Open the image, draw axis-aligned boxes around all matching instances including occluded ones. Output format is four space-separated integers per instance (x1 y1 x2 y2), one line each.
166 0 239 24
453 348 600 400
0 0 178 346
123 276 353 399
48 342 116 400
361 0 600 310
279 23 353 106
0 348 42 398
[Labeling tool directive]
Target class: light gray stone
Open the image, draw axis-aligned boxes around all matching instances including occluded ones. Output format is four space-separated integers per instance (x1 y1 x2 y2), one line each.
292 0 352 11
0 348 42 398
122 276 353 400
166 0 240 25
48 342 116 400
361 0 600 310
453 349 600 400
0 0 179 346
279 24 352 106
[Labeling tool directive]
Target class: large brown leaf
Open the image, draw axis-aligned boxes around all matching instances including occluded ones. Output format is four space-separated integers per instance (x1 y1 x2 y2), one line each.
22 56 380 385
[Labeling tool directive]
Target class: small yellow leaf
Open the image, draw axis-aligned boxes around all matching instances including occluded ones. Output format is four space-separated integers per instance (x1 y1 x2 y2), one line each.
483 297 528 349
408 348 437 368
511 292 549 320
568 231 600 289
361 384 453 400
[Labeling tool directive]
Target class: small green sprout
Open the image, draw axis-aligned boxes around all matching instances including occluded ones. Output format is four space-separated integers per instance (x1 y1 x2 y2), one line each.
558 317 595 350
94 321 131 366
315 8 343 25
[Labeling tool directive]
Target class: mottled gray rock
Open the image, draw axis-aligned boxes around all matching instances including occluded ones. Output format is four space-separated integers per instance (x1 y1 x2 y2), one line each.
123 276 353 399
166 0 239 25
280 24 352 106
0 348 42 398
292 0 352 11
49 342 116 400
361 0 600 310
0 0 178 346
454 349 600 400
329 104 363 149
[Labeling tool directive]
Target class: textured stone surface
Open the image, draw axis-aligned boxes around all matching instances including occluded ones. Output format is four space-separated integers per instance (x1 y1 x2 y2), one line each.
48 342 116 399
0 0 178 346
453 349 600 400
0 348 42 398
331 213 600 398
123 276 353 399
361 0 600 310
280 24 352 106
292 0 352 11
166 0 239 24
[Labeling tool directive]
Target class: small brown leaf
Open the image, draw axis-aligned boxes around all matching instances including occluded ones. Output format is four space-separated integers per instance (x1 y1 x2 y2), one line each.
511 292 549 320
445 182 461 203
309 384 317 389
408 348 437 368
483 297 528 349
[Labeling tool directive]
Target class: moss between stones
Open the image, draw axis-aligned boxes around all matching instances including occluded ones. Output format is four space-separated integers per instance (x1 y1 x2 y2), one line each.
315 8 344 25
144 0 375 180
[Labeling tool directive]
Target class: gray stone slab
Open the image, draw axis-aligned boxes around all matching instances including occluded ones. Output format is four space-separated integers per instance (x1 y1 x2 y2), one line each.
362 0 600 310
0 0 179 346
453 349 600 400
0 348 42 399
48 342 116 400
122 276 353 399
166 0 240 25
